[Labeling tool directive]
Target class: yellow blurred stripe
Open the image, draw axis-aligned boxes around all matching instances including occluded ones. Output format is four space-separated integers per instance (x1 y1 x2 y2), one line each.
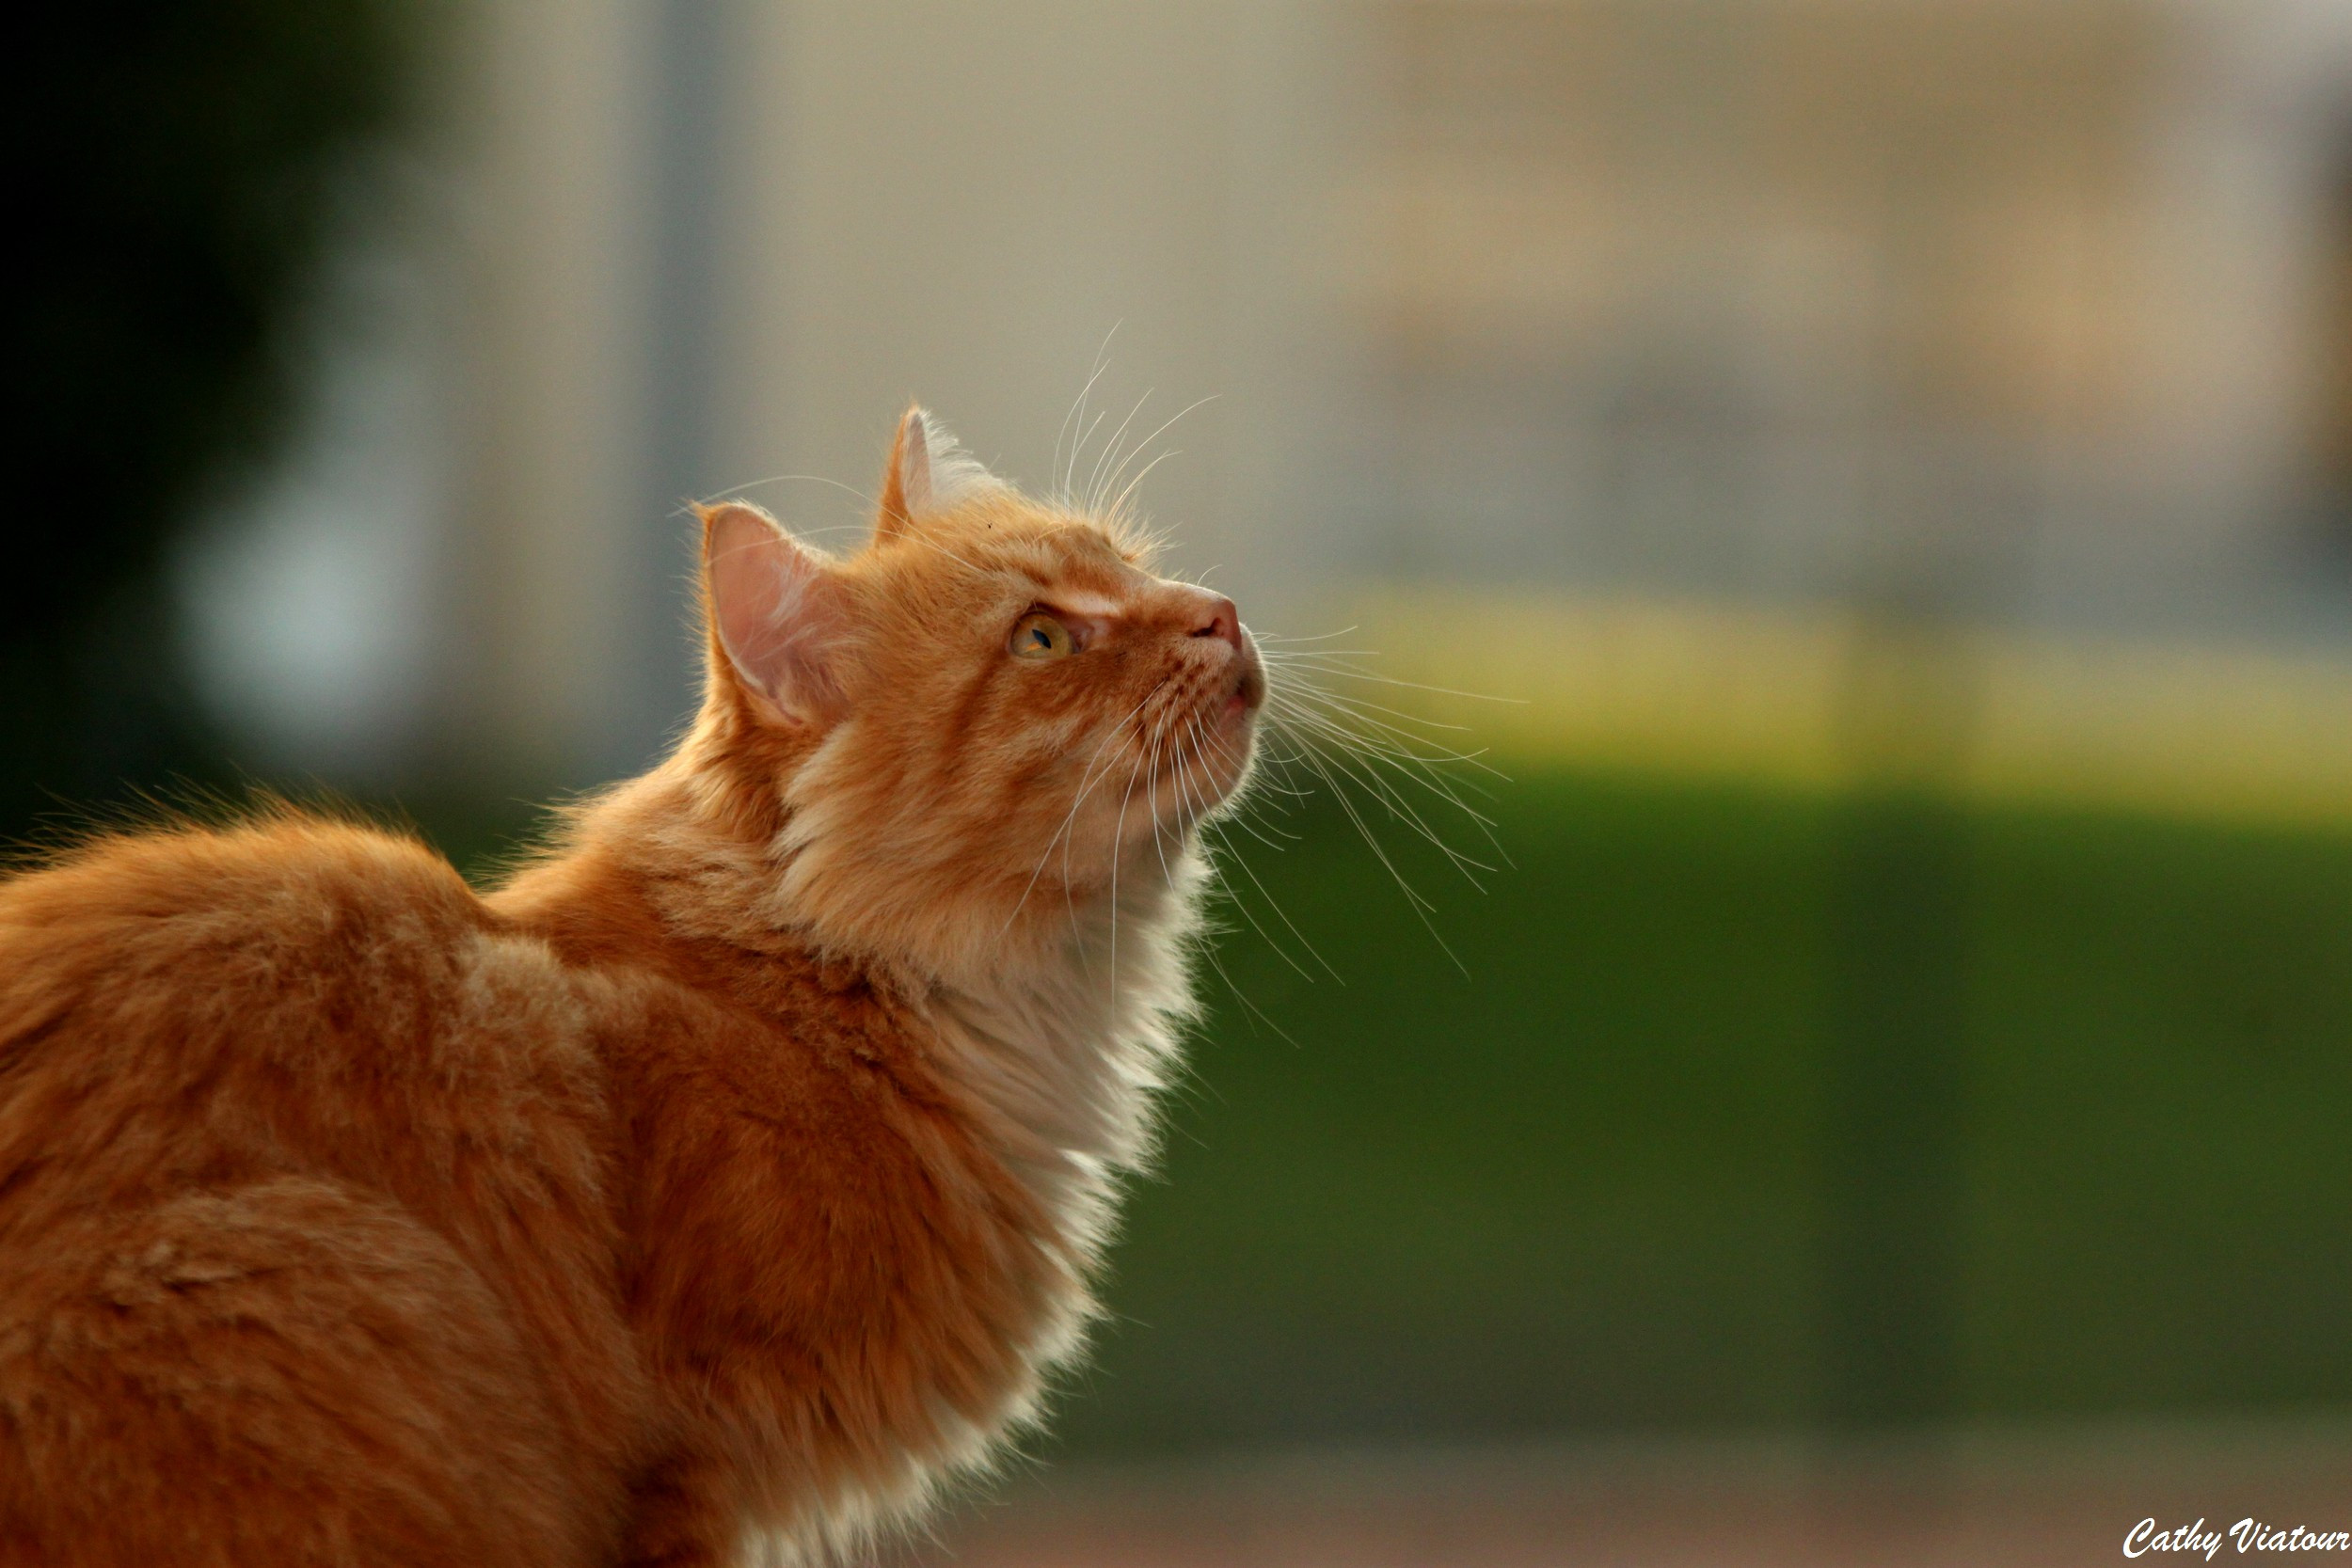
1343 588 2352 828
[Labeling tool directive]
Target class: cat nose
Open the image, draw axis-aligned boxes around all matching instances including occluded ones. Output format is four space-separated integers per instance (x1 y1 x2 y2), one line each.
1186 594 1243 654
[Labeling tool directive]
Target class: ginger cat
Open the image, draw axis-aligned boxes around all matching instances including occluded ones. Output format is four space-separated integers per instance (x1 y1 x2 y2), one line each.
0 408 1263 1566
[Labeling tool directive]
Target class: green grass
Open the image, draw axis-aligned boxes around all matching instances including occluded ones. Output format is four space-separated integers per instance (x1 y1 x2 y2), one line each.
1049 772 2352 1453
1967 809 2352 1418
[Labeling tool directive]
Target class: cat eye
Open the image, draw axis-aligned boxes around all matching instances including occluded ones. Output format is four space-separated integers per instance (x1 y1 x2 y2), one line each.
1009 611 1075 660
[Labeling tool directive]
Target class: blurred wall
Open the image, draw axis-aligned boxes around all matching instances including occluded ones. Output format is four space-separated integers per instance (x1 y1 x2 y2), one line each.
413 0 1356 790
190 0 2352 789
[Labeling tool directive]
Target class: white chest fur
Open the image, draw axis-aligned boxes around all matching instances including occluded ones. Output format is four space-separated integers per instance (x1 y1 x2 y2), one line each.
918 862 1205 1269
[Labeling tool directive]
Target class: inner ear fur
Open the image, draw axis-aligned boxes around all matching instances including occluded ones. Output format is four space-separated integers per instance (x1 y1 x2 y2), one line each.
697 501 850 722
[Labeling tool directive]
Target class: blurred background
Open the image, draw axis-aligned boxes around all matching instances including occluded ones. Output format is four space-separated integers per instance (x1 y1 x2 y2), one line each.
27 1 2352 1561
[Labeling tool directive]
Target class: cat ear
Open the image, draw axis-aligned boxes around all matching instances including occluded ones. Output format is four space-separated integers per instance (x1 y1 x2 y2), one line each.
698 501 850 722
875 404 997 541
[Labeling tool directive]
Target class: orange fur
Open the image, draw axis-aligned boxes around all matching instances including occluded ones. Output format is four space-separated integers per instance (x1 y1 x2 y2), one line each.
0 408 1262 1566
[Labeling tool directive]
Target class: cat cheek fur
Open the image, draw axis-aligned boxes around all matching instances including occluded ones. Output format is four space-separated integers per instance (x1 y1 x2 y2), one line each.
0 405 1256 1565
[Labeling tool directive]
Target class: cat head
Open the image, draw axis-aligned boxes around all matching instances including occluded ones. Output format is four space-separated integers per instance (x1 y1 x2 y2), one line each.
683 406 1262 977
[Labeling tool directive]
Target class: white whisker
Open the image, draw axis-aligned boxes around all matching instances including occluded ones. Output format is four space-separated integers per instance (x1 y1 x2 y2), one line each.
1085 391 1154 518
1057 326 1120 499
1095 395 1217 521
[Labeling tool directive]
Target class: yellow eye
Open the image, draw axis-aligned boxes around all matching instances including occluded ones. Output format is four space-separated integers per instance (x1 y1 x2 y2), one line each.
1009 611 1074 660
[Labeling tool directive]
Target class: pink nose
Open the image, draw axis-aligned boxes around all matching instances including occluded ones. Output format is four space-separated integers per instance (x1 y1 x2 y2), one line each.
1188 594 1244 653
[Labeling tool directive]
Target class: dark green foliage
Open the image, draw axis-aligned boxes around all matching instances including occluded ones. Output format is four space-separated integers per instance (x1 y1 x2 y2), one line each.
6 1 406 839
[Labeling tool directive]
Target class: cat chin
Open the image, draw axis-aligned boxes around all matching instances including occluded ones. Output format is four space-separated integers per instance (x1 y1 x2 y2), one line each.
1128 758 1250 843
1189 712 1260 802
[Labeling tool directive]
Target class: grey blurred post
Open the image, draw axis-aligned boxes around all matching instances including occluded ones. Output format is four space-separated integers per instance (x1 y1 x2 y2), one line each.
617 0 742 777
1821 591 1975 1433
1818 140 2013 1439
